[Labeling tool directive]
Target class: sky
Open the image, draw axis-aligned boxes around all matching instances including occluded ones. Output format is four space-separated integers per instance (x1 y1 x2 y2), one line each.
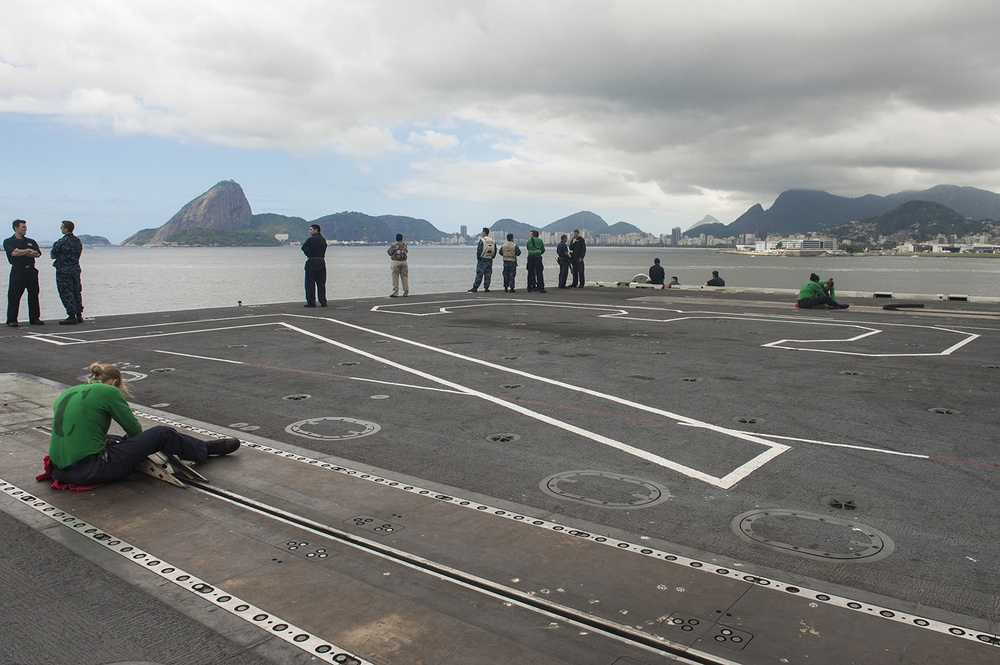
2 1 1000 243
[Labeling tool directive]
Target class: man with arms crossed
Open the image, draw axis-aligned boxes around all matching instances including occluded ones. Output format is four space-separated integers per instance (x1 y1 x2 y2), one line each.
4 219 44 327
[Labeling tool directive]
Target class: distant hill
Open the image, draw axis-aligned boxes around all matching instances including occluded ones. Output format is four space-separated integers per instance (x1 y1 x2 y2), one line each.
308 211 444 243
826 201 1000 244
121 179 1000 247
703 185 1000 238
489 218 535 240
78 234 112 245
542 211 610 234
606 221 644 235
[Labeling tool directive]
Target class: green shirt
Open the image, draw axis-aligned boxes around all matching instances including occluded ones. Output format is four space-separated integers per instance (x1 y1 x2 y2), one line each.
526 237 545 254
797 280 826 300
48 382 142 467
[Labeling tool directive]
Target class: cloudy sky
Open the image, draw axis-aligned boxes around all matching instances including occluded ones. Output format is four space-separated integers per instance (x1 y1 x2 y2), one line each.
2 0 999 242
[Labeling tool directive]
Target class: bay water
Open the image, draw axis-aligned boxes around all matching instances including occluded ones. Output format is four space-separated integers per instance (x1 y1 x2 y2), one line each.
19 246 1000 320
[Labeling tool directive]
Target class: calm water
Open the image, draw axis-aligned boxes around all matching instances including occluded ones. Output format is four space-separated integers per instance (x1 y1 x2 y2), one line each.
20 245 1000 319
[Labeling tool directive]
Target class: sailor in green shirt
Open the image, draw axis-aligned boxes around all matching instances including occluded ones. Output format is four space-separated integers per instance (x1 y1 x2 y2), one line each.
48 362 241 486
797 273 848 309
525 230 546 293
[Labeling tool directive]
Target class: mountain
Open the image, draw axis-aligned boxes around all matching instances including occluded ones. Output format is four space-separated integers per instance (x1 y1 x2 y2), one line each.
686 214 721 232
489 218 535 240
307 211 444 243
826 201 999 244
606 221 645 235
542 211 610 234
707 185 1000 238
124 180 253 246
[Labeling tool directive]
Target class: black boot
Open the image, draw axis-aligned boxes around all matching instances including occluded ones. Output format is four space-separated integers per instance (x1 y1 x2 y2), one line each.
206 438 241 456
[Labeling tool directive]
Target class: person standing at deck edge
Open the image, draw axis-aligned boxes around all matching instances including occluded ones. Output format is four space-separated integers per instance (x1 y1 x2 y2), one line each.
388 233 409 297
301 224 327 307
50 220 84 324
526 230 546 293
4 219 43 327
469 228 496 292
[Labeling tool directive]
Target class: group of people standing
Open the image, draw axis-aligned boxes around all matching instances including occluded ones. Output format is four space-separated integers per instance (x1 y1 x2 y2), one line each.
465 227 587 294
5 219 85 327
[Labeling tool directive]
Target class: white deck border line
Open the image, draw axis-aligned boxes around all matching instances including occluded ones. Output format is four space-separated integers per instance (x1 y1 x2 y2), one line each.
0 479 375 665
372 299 981 357
286 320 788 490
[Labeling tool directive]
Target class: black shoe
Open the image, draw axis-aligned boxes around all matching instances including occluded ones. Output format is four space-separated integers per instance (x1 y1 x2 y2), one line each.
509 289 515 293
304 303 316 308
5 322 17 328
832 304 850 310
29 320 44 325
503 288 508 292
319 302 327 307
76 314 84 323
468 288 478 293
484 288 490 292
207 437 240 456
389 294 398 297
538 289 547 293
58 317 77 325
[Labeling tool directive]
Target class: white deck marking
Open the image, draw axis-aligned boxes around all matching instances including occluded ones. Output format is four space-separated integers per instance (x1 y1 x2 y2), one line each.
749 431 930 458
375 300 980 357
155 349 245 364
287 320 789 490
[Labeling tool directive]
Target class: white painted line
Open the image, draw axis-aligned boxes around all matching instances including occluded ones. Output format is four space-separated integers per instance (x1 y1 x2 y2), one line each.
28 321 282 346
290 319 788 490
155 349 245 364
0 480 374 665
732 431 931 459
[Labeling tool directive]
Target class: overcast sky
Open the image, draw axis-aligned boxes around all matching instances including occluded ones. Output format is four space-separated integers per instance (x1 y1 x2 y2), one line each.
2 0 999 242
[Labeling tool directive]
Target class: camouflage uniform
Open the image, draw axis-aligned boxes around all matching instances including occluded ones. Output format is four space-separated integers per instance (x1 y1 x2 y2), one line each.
50 233 83 319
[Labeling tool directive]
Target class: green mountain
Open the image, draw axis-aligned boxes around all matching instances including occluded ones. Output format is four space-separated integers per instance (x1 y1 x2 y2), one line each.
307 212 444 243
606 221 644 235
542 211 610 234
691 185 1000 238
826 201 1000 244
489 218 535 240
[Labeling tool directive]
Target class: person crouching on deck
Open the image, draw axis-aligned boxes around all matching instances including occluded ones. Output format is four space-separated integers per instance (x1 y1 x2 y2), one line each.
46 363 240 487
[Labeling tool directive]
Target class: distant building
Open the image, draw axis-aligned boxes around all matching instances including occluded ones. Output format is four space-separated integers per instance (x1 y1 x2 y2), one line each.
671 227 681 246
274 233 289 242
460 225 468 237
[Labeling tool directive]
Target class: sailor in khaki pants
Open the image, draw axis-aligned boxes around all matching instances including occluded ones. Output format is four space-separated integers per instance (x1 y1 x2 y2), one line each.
388 233 409 297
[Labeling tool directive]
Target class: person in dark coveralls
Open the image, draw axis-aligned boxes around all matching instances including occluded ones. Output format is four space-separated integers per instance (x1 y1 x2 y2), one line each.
525 230 546 293
556 234 571 288
705 270 725 286
569 229 586 287
50 220 84 325
648 258 665 287
500 233 521 292
45 362 240 487
468 228 496 292
301 224 327 307
4 219 44 327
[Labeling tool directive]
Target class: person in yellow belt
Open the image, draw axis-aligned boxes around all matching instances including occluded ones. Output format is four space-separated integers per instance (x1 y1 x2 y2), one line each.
388 233 409 297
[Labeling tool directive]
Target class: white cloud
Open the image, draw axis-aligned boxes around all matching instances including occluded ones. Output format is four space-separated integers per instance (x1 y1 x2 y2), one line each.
2 0 1000 230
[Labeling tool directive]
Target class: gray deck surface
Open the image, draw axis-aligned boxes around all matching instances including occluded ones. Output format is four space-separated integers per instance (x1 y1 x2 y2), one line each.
2 286 999 664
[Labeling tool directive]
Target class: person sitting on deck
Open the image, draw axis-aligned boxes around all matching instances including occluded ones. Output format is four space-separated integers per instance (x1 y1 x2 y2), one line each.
648 258 665 287
44 363 240 488
668 276 680 288
797 273 848 309
705 270 725 287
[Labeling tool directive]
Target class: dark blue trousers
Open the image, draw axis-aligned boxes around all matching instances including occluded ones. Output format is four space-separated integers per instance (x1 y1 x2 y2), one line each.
51 426 209 485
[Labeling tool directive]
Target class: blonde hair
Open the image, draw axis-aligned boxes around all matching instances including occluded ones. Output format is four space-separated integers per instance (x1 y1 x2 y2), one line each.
88 362 133 397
